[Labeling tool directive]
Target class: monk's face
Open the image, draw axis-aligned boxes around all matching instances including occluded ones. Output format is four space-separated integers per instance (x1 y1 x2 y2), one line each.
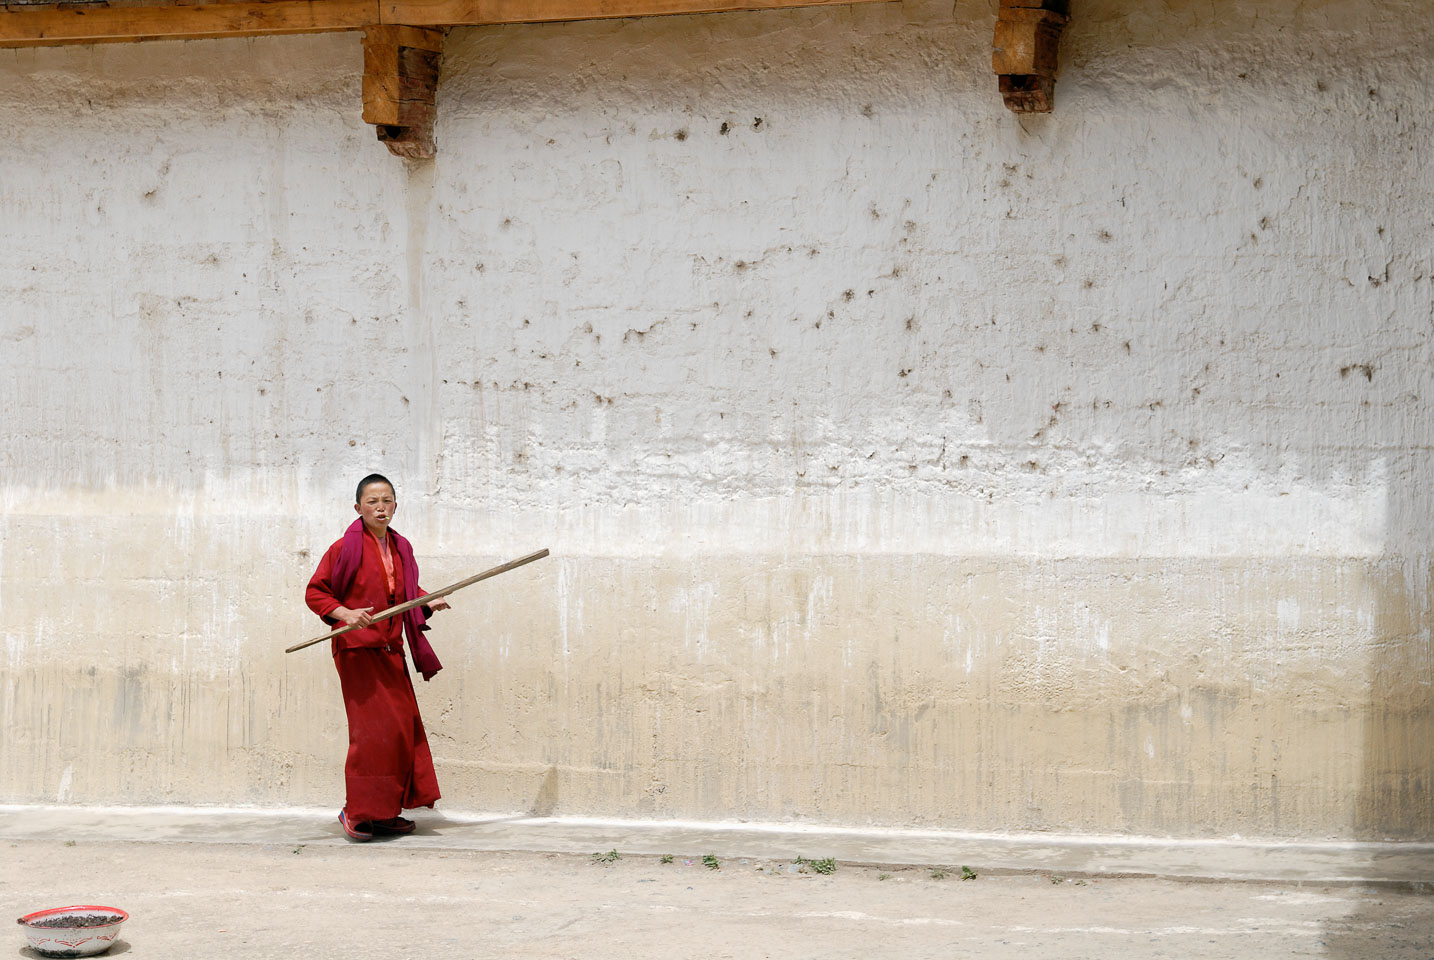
355 482 397 534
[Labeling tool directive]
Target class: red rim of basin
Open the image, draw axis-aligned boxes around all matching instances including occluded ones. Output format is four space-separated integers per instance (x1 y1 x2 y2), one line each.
16 906 129 927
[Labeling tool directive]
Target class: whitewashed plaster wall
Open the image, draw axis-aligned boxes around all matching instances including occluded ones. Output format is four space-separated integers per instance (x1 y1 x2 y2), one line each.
1 0 1431 839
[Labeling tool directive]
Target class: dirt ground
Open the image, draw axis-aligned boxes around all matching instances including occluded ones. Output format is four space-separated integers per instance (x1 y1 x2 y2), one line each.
5 838 1433 960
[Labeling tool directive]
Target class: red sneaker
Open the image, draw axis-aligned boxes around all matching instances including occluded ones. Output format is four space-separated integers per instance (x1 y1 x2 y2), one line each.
369 816 416 835
338 809 374 842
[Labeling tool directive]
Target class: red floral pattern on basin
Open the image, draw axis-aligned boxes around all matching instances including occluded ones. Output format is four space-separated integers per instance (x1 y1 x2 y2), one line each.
16 905 127 957
32 934 117 948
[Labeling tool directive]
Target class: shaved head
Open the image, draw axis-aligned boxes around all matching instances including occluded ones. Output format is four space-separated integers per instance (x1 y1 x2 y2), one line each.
356 473 395 503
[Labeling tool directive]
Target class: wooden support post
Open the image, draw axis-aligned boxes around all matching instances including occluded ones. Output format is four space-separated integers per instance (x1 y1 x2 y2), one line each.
362 24 444 159
992 0 1068 114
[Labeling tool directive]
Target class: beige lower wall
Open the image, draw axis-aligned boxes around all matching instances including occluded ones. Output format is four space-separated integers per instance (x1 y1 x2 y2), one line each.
5 546 1429 839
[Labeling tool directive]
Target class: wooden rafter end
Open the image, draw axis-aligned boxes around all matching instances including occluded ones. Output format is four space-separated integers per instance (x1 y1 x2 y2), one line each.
992 0 1068 113
362 24 443 158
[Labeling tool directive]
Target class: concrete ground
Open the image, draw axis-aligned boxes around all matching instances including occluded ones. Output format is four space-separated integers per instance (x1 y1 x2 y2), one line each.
3 807 1433 959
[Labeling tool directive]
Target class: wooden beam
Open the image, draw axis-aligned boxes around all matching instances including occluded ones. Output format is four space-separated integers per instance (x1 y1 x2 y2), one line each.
0 0 893 47
0 0 377 47
380 0 894 26
992 0 1068 113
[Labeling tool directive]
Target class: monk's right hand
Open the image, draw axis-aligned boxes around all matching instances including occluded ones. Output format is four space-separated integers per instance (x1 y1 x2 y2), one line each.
334 606 375 628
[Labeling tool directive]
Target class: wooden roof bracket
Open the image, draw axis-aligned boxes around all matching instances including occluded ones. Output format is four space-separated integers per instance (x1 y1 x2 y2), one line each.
362 24 444 159
992 0 1068 113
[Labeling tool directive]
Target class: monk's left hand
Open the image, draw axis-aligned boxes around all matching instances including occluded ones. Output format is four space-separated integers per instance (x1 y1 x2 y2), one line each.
428 598 451 613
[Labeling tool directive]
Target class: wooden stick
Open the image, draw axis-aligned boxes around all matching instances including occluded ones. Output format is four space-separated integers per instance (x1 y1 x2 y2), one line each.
286 548 550 654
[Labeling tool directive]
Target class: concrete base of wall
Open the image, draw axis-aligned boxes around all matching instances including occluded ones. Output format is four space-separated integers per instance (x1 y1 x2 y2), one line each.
4 805 1431 885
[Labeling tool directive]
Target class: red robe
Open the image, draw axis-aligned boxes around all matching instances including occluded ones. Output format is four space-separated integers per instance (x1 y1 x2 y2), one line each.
306 528 441 822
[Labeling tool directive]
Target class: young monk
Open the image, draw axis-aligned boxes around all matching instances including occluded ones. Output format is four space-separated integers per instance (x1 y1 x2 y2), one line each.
305 474 450 841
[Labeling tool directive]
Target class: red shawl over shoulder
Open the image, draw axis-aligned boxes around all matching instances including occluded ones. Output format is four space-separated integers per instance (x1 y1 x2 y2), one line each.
307 519 443 680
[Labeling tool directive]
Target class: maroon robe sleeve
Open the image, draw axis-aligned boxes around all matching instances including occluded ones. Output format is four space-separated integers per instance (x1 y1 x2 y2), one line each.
306 539 346 624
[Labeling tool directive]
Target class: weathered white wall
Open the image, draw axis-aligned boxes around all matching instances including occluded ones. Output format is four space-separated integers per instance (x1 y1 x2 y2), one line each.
2 0 1431 839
